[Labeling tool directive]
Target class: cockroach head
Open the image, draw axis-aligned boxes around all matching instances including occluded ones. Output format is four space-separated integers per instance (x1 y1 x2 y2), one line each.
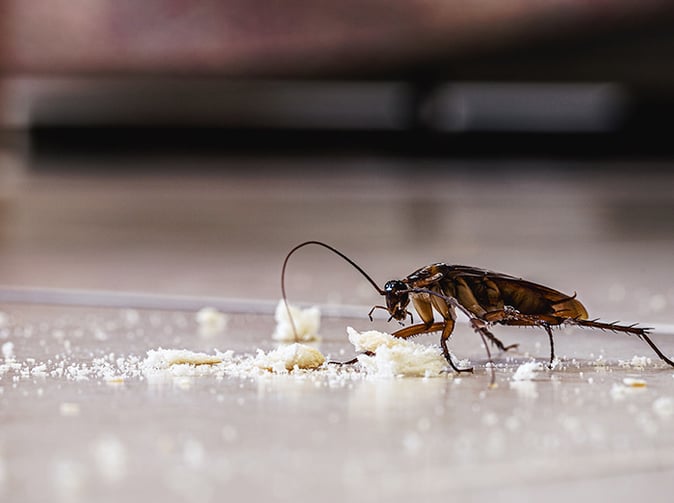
384 280 409 321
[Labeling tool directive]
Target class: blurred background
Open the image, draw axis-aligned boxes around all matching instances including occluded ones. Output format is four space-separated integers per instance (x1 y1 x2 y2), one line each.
1 0 674 313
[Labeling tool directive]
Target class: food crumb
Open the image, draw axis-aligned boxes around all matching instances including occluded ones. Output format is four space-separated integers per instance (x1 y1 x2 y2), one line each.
512 361 543 381
346 327 449 378
630 355 652 368
272 301 320 342
196 307 228 337
623 377 647 388
255 343 326 372
143 349 224 369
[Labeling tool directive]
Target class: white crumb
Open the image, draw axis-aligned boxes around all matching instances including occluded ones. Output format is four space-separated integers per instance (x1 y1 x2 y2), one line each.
623 377 647 388
652 397 674 418
630 355 652 368
59 402 81 417
195 307 228 337
346 327 449 378
143 349 224 369
1 342 14 360
255 343 326 372
512 361 543 381
272 300 320 342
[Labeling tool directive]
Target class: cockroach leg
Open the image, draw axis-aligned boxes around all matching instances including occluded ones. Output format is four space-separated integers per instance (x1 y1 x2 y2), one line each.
392 320 473 373
544 324 555 368
327 351 375 366
440 320 474 373
570 318 674 368
368 305 388 321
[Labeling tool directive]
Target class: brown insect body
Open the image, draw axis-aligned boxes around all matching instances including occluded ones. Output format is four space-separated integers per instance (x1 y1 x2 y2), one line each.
282 241 674 376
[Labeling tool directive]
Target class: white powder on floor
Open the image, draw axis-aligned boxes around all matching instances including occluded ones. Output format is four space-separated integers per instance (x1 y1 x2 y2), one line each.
346 327 449 378
511 361 543 381
272 301 320 342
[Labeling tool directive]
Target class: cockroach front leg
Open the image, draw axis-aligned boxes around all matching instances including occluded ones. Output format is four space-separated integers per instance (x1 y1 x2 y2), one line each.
392 320 473 373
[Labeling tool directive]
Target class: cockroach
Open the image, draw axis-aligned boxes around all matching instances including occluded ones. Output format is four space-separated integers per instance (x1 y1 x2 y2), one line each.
281 241 674 378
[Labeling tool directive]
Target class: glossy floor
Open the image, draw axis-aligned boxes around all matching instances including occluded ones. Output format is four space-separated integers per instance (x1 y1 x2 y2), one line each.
1 148 674 502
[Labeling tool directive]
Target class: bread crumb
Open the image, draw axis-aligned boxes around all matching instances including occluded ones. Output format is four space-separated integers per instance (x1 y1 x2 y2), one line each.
346 327 449 377
196 307 228 337
272 301 320 342
255 343 326 372
623 377 647 388
630 355 652 368
512 361 543 381
143 349 223 369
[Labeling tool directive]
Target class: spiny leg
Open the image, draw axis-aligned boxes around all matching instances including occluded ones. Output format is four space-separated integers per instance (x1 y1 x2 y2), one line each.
485 308 560 367
568 318 674 368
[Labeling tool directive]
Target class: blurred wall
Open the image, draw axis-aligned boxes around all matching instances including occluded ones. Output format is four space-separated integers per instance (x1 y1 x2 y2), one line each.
1 0 671 78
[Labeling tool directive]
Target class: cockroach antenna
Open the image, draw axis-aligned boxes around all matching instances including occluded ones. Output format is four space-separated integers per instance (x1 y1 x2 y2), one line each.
281 241 385 341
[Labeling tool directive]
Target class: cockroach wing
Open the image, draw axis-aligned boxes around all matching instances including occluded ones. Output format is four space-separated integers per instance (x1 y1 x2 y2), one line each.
448 266 589 320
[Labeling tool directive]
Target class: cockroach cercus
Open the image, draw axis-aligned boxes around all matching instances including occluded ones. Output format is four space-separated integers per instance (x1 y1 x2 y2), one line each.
281 241 674 378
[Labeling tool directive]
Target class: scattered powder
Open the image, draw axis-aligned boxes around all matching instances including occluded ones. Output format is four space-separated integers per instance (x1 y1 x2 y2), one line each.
195 307 228 337
629 356 652 368
141 344 325 378
272 301 321 342
255 343 326 372
512 361 543 381
346 327 449 378
652 397 674 418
